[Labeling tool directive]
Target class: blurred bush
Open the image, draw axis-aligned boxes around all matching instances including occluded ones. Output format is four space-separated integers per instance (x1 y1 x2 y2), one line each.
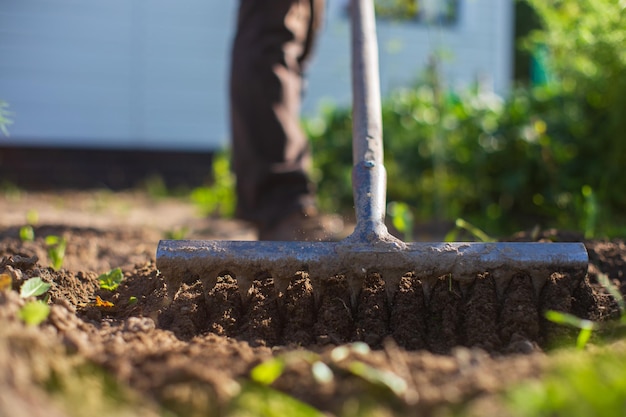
306 0 626 237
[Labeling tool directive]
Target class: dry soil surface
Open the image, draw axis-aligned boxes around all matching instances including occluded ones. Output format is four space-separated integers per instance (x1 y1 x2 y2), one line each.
0 191 624 417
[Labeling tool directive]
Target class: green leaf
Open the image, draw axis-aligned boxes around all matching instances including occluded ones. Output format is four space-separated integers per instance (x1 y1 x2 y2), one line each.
506 347 626 417
19 301 50 326
576 327 593 350
449 218 494 242
387 201 414 241
45 235 60 245
545 310 596 350
190 151 235 217
347 361 407 396
250 358 285 385
45 235 67 270
20 277 51 298
229 382 324 417
128 296 138 305
311 361 334 384
545 310 595 330
597 273 625 320
98 268 124 291
19 225 34 242
163 227 188 240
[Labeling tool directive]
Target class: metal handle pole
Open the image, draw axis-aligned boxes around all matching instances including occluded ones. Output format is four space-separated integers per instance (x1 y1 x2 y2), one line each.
350 0 390 242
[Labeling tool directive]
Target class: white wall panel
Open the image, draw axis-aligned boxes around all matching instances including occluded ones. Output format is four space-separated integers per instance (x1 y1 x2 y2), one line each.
0 0 512 151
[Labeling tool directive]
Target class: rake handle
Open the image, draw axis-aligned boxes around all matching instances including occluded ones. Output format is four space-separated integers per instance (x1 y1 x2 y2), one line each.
350 0 393 243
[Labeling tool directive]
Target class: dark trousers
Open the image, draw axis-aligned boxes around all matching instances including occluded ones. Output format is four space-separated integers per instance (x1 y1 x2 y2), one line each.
230 0 325 229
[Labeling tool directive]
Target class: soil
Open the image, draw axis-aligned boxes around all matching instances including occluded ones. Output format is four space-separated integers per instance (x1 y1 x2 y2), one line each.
0 190 624 417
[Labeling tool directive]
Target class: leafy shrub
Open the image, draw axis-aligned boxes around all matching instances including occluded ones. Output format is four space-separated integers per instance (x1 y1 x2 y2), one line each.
306 0 626 237
191 151 236 218
523 0 626 233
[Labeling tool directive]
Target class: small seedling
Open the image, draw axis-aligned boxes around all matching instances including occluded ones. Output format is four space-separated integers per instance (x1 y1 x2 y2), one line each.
19 301 50 326
544 310 596 349
597 273 626 323
545 273 625 349
330 343 407 397
230 382 324 417
19 225 35 242
45 235 67 270
128 296 138 305
311 361 334 384
18 277 52 326
18 206 39 242
98 268 124 291
347 361 408 397
445 218 494 242
250 358 286 385
234 352 327 417
164 227 189 240
19 277 51 298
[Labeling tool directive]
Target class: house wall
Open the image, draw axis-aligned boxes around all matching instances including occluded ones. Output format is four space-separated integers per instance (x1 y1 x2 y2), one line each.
305 0 514 114
0 1 512 152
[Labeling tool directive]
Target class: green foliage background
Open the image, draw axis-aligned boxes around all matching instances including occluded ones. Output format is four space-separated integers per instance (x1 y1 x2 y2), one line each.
306 0 626 238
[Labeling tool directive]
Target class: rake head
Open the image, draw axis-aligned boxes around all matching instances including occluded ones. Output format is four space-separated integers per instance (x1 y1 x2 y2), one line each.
156 0 589 317
156 235 589 307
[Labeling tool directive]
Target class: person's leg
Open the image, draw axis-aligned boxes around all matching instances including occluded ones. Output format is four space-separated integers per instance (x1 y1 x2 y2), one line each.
230 0 325 234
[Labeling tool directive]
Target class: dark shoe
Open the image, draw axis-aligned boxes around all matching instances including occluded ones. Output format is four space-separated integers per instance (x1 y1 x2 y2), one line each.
258 208 345 241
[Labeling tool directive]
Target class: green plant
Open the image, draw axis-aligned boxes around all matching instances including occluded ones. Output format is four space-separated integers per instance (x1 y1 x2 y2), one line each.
19 225 35 242
544 272 625 350
234 343 411 417
250 358 286 385
506 271 626 415
190 151 235 217
544 310 596 350
306 0 626 237
163 226 189 240
523 0 626 231
506 347 626 417
597 273 626 324
444 218 494 242
45 235 67 270
308 78 626 237
20 277 51 298
18 277 52 326
19 209 39 242
228 382 324 417
19 300 51 326
229 354 325 417
387 201 414 241
98 268 124 291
